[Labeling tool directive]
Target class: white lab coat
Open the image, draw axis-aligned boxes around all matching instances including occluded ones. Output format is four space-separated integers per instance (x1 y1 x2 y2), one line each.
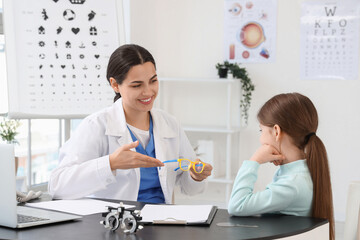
48 99 206 203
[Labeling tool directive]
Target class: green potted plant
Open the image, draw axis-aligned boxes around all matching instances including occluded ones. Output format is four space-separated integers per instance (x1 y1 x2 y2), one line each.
215 61 255 125
215 62 229 78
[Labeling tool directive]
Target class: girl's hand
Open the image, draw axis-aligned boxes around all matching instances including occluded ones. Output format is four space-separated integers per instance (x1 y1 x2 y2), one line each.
250 144 285 165
190 159 213 181
271 159 283 166
109 141 164 170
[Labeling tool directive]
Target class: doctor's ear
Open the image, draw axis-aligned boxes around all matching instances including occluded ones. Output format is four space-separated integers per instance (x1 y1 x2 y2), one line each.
110 77 119 93
273 124 282 142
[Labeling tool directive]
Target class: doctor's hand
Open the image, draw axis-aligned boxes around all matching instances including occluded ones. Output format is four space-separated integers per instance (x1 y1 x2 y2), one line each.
250 144 285 165
190 159 213 182
109 141 164 170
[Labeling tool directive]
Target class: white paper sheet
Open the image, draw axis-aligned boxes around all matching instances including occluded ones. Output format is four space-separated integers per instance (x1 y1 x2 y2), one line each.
26 199 135 216
140 204 214 223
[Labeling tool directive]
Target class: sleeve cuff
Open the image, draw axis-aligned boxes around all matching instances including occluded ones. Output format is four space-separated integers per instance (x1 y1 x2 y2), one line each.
241 160 260 171
188 172 207 185
182 171 206 195
96 155 116 185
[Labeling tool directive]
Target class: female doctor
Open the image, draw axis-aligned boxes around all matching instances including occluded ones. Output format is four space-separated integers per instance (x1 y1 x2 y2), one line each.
48 44 213 203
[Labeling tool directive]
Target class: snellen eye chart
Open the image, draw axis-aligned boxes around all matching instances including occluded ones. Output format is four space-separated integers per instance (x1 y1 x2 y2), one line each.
300 1 359 80
4 0 122 118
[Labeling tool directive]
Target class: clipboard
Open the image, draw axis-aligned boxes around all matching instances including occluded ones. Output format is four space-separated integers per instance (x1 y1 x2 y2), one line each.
139 204 217 225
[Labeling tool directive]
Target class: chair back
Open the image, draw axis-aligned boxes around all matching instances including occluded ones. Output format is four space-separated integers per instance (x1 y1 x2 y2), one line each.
357 206 360 240
344 181 360 240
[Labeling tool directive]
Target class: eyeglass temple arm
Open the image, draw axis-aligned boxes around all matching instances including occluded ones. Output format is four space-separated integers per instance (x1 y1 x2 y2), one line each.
161 159 180 171
162 159 178 164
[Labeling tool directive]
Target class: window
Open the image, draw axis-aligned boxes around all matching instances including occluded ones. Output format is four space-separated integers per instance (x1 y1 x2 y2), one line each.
15 120 59 185
14 119 83 187
31 119 60 185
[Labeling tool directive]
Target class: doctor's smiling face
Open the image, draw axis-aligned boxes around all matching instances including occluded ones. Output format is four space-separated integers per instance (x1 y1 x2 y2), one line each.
111 62 158 114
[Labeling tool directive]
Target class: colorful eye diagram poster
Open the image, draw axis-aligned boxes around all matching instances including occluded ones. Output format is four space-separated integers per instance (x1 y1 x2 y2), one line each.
3 0 121 118
223 0 277 63
300 1 360 80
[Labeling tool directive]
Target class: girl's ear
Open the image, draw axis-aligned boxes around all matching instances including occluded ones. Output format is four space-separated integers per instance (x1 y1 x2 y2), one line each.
110 77 119 93
273 124 282 142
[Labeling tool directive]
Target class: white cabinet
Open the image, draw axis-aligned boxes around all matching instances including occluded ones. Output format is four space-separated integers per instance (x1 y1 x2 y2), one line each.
157 77 243 206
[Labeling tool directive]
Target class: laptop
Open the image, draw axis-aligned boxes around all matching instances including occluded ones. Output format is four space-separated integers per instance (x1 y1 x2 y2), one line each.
0 144 82 228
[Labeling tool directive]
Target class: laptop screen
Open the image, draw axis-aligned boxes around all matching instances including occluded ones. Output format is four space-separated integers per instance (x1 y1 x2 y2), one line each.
0 144 18 228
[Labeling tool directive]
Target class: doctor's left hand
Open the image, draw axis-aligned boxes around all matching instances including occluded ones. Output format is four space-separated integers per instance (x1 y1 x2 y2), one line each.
190 159 213 182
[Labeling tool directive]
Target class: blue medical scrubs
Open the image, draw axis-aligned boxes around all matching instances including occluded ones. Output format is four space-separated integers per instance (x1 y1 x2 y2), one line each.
127 115 165 204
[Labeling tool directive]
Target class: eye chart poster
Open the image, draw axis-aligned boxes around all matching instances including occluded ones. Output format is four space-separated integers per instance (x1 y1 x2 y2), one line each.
3 0 121 118
300 0 360 80
224 0 277 63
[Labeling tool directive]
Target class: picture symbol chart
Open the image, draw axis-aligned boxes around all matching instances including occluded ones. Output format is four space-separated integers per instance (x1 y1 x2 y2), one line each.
5 0 121 117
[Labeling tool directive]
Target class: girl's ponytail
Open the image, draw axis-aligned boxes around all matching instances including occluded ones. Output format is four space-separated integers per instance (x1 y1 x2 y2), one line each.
306 134 334 240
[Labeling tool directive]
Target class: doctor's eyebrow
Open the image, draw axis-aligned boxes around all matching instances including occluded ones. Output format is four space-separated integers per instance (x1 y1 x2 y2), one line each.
129 75 157 84
149 74 157 80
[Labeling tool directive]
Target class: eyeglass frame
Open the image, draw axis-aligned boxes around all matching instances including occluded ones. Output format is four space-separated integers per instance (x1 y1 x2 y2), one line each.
162 158 206 174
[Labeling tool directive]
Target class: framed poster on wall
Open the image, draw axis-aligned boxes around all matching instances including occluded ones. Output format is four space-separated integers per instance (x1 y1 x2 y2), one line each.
3 0 124 118
223 0 277 63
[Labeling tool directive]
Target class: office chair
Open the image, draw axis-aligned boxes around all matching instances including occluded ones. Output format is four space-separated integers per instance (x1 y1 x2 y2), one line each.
358 207 360 240
344 181 360 240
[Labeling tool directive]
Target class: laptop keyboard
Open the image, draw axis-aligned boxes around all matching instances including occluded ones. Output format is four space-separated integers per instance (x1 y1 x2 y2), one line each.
17 214 49 223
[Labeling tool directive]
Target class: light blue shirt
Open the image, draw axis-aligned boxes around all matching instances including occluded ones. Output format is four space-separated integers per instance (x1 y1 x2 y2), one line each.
228 160 313 217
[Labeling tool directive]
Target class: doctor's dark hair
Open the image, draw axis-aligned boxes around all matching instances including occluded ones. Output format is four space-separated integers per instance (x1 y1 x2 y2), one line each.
257 92 334 240
106 44 156 102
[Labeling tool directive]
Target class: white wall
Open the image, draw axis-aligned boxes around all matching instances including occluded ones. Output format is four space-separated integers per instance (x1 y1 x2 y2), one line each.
0 1 8 114
0 43 7 114
130 0 360 221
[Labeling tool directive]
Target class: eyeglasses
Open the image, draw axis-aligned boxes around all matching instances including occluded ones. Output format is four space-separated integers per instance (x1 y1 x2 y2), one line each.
162 159 205 174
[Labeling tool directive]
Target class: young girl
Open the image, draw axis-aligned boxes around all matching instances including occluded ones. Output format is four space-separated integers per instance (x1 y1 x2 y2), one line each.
228 93 334 240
